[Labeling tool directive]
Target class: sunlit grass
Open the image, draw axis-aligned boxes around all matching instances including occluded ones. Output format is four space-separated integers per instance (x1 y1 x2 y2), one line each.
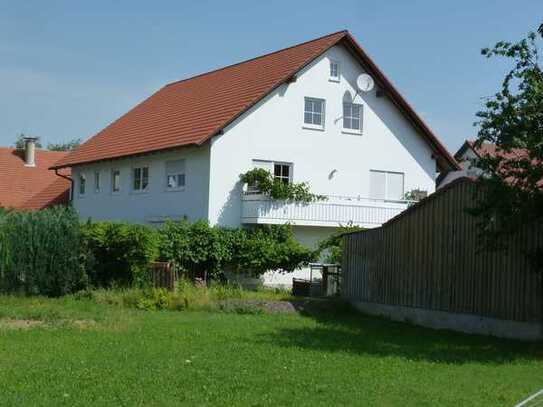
0 294 541 406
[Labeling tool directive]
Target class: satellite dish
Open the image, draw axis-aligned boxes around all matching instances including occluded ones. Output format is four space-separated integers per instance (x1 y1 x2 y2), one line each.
356 73 374 92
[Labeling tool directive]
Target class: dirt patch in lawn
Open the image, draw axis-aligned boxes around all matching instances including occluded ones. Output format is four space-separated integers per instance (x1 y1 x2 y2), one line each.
0 318 99 331
0 319 45 330
217 298 348 315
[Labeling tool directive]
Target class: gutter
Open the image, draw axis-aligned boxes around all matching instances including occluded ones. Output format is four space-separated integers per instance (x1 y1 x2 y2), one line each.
54 168 74 202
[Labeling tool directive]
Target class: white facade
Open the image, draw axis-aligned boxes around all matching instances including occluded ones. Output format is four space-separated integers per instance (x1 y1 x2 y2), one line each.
438 145 482 188
207 45 436 228
72 146 210 223
71 43 440 286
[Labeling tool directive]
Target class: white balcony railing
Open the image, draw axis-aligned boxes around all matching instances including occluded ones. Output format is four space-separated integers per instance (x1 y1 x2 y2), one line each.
241 193 412 228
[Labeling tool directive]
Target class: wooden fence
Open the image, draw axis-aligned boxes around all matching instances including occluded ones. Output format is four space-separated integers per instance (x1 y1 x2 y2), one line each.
150 262 178 290
342 178 543 323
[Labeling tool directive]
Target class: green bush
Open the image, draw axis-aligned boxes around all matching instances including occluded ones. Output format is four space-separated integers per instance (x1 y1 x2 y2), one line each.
158 220 237 279
0 206 88 296
81 221 159 287
158 220 314 279
229 225 314 276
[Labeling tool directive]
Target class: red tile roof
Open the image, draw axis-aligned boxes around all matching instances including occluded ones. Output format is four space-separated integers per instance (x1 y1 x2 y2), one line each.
464 140 529 161
52 30 458 171
0 148 71 210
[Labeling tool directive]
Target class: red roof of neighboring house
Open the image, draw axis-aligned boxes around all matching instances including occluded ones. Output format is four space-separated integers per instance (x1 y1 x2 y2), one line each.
457 139 529 161
0 148 71 210
52 30 458 172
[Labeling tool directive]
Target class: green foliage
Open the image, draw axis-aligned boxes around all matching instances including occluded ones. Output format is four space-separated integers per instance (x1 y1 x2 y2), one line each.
158 220 236 279
240 168 326 203
158 220 314 278
47 138 81 151
0 206 87 296
472 25 543 268
81 221 159 287
315 222 364 264
229 224 314 276
88 282 291 312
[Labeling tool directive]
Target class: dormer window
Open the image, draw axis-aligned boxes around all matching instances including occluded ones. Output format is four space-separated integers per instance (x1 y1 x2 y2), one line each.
329 60 340 82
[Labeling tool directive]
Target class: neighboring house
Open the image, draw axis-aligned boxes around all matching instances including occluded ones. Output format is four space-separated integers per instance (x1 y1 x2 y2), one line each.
51 30 458 286
437 139 530 188
0 138 71 210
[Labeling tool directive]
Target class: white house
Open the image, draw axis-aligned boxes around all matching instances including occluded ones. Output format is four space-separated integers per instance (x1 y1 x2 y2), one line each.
52 30 458 286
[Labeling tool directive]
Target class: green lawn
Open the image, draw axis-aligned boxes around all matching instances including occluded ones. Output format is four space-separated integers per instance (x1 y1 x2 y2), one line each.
0 295 541 406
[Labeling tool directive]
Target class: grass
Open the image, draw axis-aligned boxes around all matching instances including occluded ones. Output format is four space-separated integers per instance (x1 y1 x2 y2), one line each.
0 293 542 406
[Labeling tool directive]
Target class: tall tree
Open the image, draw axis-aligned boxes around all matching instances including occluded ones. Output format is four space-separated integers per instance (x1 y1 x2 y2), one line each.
472 25 543 270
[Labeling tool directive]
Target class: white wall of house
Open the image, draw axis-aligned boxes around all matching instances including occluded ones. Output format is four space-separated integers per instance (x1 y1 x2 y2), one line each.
438 147 482 188
207 44 437 228
71 146 210 223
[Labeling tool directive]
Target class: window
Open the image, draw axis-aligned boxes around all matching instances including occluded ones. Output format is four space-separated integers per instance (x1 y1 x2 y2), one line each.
94 171 100 193
133 166 149 191
79 174 86 195
329 60 340 82
303 97 325 129
112 169 121 193
343 102 363 132
166 159 186 190
369 170 404 201
248 160 293 193
273 163 291 184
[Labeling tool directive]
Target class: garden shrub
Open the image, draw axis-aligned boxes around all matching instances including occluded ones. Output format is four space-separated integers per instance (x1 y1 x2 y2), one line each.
229 224 314 276
158 220 314 279
158 220 239 279
81 221 159 287
0 206 88 296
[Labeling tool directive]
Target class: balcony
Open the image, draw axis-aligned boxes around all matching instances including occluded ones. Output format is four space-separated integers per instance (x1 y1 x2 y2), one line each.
241 193 412 228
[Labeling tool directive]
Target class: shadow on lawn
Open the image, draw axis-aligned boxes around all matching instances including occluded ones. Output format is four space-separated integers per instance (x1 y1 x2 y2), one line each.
258 300 543 365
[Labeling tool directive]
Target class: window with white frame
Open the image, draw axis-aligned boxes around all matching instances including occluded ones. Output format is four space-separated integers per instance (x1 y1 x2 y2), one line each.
303 97 325 129
133 166 149 191
329 60 340 82
79 174 86 195
343 102 363 132
94 171 100 193
165 159 186 190
111 169 121 193
369 170 404 201
273 163 291 184
248 160 293 193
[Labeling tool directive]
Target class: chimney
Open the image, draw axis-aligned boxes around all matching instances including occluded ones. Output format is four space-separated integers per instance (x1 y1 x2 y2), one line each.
23 137 38 167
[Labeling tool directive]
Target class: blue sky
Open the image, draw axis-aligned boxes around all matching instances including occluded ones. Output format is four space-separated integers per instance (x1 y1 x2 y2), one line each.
1 1 541 153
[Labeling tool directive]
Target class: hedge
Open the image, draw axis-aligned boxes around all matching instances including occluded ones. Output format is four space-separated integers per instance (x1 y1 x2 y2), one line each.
0 206 87 296
0 209 315 296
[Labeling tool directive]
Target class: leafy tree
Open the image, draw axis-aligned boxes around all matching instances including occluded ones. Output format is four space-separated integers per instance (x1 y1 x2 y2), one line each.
47 138 81 151
472 24 543 270
14 133 42 149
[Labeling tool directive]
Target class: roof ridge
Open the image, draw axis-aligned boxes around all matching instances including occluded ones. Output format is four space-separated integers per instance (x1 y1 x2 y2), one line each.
164 30 348 88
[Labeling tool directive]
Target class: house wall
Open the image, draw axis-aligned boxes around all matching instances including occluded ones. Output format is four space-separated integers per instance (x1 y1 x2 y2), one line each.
71 145 210 223
207 44 437 228
438 147 482 188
